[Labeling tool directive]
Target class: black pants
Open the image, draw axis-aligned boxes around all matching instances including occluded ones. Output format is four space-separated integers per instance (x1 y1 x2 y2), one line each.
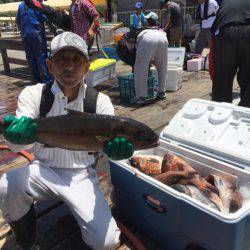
212 24 250 107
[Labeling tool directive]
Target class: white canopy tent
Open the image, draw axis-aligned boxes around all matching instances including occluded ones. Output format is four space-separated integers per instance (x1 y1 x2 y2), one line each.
0 0 106 14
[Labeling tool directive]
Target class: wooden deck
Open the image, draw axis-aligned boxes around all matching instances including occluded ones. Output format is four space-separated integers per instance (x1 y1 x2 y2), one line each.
0 59 240 249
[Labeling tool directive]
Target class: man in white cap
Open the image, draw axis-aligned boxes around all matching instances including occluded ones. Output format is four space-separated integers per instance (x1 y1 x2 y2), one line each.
131 12 169 104
0 32 134 250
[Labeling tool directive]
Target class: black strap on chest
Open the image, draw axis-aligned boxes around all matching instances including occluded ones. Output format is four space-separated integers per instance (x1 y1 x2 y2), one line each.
40 81 54 118
39 81 99 118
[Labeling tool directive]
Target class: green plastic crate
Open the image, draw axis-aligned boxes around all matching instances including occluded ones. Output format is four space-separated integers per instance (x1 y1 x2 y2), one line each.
118 73 156 103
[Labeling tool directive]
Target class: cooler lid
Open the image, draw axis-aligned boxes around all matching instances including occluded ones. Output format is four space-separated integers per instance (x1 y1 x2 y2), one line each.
168 47 186 67
89 59 116 71
160 99 250 170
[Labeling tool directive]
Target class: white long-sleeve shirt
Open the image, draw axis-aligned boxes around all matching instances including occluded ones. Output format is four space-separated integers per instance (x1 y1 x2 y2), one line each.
6 80 115 169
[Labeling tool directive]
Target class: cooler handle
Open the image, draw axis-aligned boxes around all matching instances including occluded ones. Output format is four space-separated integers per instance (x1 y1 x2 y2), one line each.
143 194 166 214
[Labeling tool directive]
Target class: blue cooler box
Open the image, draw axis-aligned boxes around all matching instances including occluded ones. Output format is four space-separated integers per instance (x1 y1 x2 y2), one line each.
110 99 250 250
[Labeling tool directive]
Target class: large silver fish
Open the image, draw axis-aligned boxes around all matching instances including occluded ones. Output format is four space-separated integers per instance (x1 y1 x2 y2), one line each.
206 174 242 213
0 110 159 151
171 184 223 212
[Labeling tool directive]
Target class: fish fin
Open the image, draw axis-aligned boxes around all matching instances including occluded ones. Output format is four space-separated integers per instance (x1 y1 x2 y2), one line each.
96 136 109 143
202 184 219 195
205 174 215 186
67 109 87 116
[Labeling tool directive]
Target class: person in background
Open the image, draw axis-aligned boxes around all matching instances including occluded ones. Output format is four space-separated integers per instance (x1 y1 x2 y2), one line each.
70 0 100 52
130 2 147 31
0 32 134 250
130 12 168 104
195 0 219 54
159 0 183 47
210 0 250 107
16 0 52 84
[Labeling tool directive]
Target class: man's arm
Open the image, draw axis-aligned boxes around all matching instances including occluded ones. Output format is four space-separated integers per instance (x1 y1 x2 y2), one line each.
96 93 115 116
4 85 42 152
164 18 171 30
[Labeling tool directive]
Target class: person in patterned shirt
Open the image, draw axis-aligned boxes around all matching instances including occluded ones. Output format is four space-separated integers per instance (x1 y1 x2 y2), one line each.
70 0 100 51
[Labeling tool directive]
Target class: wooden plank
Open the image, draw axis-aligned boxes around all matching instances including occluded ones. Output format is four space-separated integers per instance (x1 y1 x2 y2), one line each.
0 39 24 51
8 57 28 66
0 37 53 50
0 49 10 73
0 36 53 73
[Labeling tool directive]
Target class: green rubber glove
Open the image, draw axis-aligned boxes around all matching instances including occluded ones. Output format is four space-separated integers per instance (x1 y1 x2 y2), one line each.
103 137 134 161
3 115 37 145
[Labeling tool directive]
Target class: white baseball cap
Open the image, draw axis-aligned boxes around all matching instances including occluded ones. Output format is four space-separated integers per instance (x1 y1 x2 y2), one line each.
145 12 159 22
50 32 89 60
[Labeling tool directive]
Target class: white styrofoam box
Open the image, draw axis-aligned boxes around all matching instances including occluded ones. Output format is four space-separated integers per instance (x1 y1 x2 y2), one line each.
168 47 186 67
85 62 116 87
167 64 183 91
97 24 127 46
201 54 209 71
167 47 186 92
201 55 209 71
150 48 185 92
187 57 203 71
110 99 250 250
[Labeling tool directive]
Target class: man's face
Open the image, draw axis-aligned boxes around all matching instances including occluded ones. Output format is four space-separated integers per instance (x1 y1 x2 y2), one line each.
135 8 142 15
46 48 89 89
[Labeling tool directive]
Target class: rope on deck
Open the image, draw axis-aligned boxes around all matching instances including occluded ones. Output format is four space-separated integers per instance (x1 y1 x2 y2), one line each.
0 145 34 162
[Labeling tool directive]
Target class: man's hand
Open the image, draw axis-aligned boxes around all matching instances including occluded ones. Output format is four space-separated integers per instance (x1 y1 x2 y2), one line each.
3 115 37 145
103 137 134 161
88 29 95 40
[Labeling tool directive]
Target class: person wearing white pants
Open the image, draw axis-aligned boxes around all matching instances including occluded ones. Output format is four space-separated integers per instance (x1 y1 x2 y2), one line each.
132 12 169 104
0 32 134 250
0 164 120 250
